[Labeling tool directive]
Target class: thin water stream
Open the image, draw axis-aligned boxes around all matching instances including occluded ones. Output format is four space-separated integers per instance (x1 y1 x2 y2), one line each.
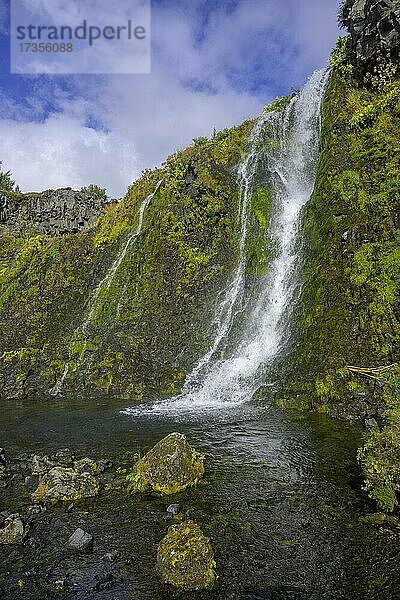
50 180 163 396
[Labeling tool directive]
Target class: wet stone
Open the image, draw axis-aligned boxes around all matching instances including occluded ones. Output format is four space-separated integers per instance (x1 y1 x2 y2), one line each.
27 504 46 517
66 528 93 552
0 511 10 526
0 513 29 544
101 549 120 562
167 503 180 516
91 573 115 592
25 475 39 492
157 520 216 590
97 459 113 473
128 432 204 495
0 447 6 469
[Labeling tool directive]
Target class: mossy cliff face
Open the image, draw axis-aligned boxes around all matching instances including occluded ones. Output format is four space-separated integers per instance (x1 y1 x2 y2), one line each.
0 121 253 400
278 47 400 510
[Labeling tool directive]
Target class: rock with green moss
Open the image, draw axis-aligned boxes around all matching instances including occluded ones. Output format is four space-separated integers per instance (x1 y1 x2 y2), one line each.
127 432 204 495
0 513 29 544
358 512 399 527
32 455 99 502
157 520 216 590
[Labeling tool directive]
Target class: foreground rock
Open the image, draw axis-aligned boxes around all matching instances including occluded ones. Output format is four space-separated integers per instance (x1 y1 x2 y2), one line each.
31 452 100 503
32 467 99 502
66 528 93 552
128 433 205 495
157 521 216 590
0 513 29 544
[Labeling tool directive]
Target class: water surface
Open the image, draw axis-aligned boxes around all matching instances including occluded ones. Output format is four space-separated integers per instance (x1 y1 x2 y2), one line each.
1 397 399 599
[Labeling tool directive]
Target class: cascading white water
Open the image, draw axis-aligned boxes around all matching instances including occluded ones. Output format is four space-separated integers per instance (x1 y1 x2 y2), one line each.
123 70 328 416
50 180 163 396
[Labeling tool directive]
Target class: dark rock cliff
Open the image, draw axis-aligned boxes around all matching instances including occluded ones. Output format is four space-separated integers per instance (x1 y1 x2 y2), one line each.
340 0 400 71
0 187 108 236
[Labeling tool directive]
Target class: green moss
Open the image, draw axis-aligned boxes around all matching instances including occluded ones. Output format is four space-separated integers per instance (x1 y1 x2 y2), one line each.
0 118 252 400
358 512 399 526
357 371 400 511
246 187 273 275
278 58 400 510
264 92 297 114
370 486 396 512
157 520 216 590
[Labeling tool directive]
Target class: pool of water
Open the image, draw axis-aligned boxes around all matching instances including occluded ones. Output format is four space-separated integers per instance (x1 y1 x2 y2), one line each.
0 397 399 599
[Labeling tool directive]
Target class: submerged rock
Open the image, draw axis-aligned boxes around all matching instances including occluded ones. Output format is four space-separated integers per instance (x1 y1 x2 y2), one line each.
32 454 59 474
101 549 120 562
66 528 93 552
25 475 39 492
128 433 204 495
157 520 216 590
91 573 114 592
0 513 29 544
167 503 180 516
32 466 99 503
0 447 6 474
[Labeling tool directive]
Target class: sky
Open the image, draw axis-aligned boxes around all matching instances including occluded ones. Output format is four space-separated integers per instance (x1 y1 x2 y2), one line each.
0 0 341 198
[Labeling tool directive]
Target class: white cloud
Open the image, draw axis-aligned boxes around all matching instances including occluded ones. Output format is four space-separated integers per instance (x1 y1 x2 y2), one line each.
0 0 342 198
0 113 137 197
12 0 151 74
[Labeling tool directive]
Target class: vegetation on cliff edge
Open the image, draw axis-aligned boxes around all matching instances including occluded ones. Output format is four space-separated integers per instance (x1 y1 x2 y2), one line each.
278 39 400 511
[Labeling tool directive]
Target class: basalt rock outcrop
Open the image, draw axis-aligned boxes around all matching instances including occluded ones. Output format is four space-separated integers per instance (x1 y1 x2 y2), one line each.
0 187 108 236
340 0 400 71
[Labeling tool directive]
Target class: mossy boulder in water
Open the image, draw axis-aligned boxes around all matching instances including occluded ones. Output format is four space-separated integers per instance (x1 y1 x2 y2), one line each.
127 432 204 495
157 520 216 590
31 453 100 503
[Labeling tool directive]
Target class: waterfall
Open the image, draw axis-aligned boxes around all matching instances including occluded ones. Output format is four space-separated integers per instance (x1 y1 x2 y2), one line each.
50 180 163 397
123 69 328 416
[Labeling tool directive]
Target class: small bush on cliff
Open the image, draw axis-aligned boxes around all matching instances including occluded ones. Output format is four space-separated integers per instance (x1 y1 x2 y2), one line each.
329 36 354 78
0 162 19 193
80 184 107 202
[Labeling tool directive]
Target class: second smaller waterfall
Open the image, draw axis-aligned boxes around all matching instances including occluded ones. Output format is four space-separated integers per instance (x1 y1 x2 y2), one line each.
50 180 163 396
